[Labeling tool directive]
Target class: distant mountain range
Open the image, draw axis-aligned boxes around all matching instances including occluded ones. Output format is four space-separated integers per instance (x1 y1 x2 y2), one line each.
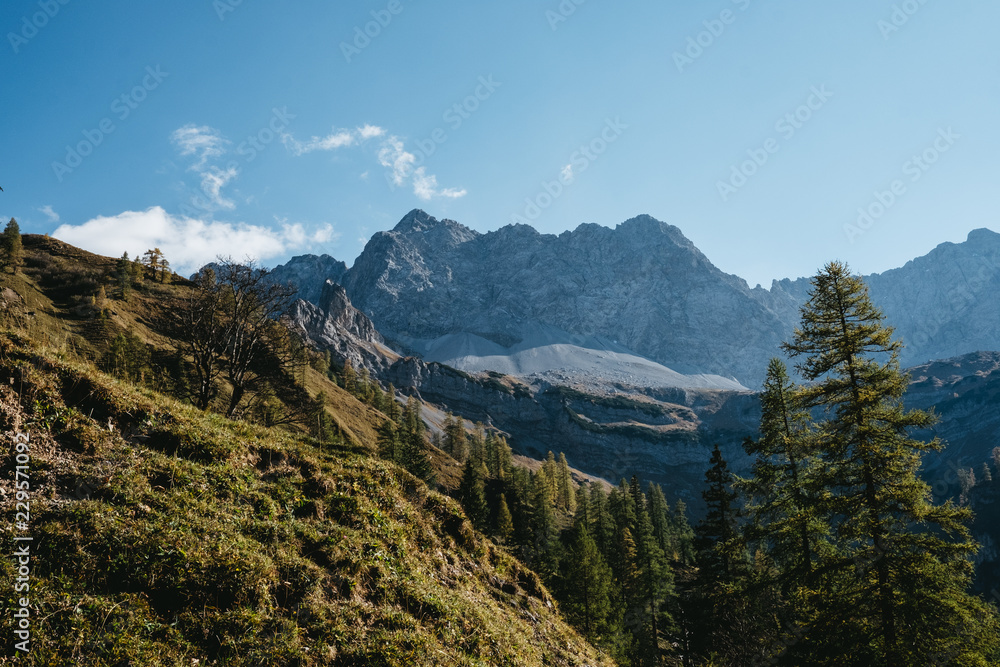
273 209 1000 388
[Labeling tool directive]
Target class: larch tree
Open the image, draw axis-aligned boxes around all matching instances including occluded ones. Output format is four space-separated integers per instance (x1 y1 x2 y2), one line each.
2 218 22 274
782 261 999 666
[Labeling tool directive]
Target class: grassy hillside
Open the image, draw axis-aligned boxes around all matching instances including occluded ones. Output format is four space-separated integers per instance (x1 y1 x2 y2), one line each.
0 238 614 665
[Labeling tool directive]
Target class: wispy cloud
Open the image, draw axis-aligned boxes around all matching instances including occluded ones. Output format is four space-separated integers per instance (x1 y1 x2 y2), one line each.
171 124 238 211
200 166 239 210
412 167 467 200
51 206 337 275
171 125 228 170
38 205 60 223
281 124 386 156
375 135 466 200
285 123 465 201
377 136 416 186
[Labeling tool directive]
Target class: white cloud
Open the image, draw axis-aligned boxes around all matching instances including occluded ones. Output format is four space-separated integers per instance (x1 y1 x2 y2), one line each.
171 125 228 170
51 206 338 275
561 164 575 184
412 167 467 201
171 124 240 212
282 124 386 156
358 124 386 140
199 166 239 210
38 205 59 223
285 125 466 201
377 136 416 186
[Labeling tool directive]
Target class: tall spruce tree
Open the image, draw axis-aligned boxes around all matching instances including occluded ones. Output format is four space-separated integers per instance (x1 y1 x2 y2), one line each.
399 397 434 484
781 261 1000 666
563 522 616 641
458 456 488 531
741 358 829 593
1 218 22 274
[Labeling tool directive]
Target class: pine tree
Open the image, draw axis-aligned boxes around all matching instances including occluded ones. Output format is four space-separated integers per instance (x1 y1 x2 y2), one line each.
628 477 673 665
443 413 468 462
376 419 400 462
695 444 740 581
384 383 402 423
741 358 829 592
459 456 488 531
530 467 560 576
495 493 515 544
340 360 357 394
398 397 434 484
589 483 616 562
1 218 23 274
564 522 616 640
557 452 577 513
982 462 993 484
116 252 133 301
782 261 1000 665
646 483 673 558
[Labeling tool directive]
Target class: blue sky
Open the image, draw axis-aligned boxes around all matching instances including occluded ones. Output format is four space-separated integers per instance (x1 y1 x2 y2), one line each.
2 0 998 286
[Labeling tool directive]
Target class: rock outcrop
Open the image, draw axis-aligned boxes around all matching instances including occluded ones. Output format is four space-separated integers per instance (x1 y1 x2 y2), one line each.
277 211 1000 387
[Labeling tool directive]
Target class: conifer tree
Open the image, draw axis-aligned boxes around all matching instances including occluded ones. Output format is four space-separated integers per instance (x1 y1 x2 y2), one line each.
695 445 740 581
467 423 486 467
782 261 1000 665
340 360 357 394
495 492 514 544
564 522 616 641
628 477 673 665
1 218 22 274
741 358 829 593
530 467 560 576
376 419 400 462
443 412 468 462
398 397 434 484
557 452 577 513
589 483 616 561
459 456 489 531
646 483 673 558
116 252 133 301
384 383 402 423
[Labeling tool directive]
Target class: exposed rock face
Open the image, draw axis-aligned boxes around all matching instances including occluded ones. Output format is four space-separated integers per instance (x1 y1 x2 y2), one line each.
277 211 1000 387
289 280 396 375
341 210 789 386
769 228 1000 371
270 254 347 306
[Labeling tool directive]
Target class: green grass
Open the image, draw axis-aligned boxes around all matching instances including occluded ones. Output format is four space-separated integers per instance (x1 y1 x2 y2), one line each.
0 332 614 666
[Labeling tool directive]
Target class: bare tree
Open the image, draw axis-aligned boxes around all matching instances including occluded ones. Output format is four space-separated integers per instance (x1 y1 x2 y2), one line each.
181 259 298 418
182 267 226 410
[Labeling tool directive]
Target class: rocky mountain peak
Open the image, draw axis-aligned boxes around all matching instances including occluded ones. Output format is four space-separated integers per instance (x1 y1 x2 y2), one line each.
391 209 479 247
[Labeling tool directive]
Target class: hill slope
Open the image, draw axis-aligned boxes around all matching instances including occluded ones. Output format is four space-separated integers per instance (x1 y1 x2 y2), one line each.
0 239 614 666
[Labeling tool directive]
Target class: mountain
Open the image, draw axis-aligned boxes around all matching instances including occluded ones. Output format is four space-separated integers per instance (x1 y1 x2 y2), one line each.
278 211 1000 388
340 210 786 387
770 227 1000 372
269 253 347 306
